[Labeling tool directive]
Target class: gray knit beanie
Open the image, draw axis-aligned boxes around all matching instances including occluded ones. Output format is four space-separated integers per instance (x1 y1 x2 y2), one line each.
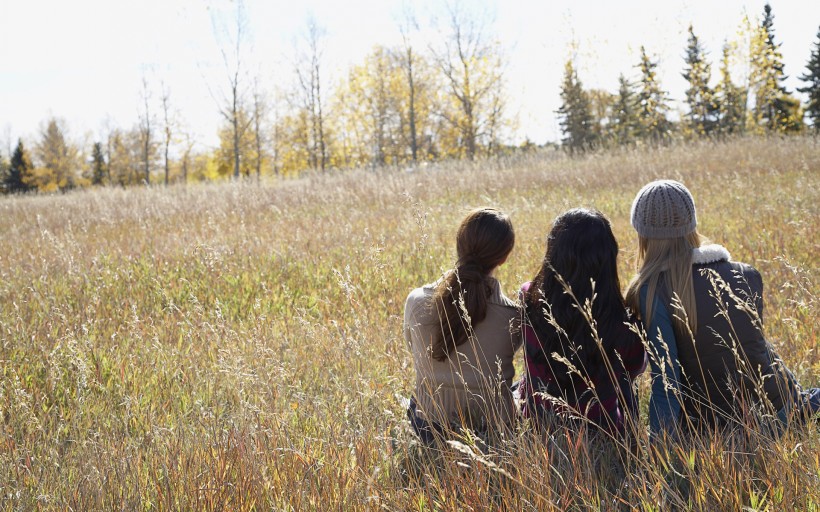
630 180 697 239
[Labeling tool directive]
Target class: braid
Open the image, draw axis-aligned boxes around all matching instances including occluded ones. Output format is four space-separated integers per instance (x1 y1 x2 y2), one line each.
428 208 514 361
431 263 490 361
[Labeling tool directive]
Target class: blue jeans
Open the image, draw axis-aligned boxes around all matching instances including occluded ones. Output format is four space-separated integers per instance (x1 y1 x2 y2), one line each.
407 396 446 444
777 387 820 424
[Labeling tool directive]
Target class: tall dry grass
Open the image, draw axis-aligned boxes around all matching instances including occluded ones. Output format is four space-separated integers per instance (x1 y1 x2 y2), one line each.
0 137 818 510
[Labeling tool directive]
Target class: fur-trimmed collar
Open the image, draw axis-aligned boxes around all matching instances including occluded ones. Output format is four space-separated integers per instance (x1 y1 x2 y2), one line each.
692 244 731 265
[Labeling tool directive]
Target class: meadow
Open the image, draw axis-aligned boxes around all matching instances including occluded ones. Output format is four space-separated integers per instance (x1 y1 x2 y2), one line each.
0 137 818 510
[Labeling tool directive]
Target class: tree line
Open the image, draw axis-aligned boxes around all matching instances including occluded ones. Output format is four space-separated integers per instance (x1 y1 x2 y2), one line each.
558 5 820 152
2 3 819 194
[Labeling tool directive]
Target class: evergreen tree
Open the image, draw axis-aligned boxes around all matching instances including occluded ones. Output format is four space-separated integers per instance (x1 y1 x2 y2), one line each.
107 128 143 187
715 44 746 137
556 59 595 152
4 140 34 194
0 151 7 193
91 142 107 186
612 74 637 145
636 46 672 141
587 88 616 145
682 25 718 137
33 118 79 191
749 4 802 132
798 26 820 131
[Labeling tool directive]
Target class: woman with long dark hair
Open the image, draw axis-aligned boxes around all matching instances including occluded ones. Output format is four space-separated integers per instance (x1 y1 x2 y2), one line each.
518 208 646 435
404 208 520 442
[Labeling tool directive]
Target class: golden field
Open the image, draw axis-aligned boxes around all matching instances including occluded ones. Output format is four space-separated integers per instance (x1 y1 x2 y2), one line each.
0 137 818 510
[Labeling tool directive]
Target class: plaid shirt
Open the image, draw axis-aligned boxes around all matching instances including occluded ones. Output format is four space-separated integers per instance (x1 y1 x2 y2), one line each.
517 283 647 434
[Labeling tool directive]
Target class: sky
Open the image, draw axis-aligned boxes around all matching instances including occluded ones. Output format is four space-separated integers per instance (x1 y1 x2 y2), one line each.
1 0 818 154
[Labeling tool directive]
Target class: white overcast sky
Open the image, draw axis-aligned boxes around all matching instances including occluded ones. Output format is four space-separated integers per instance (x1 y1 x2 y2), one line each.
1 0 818 152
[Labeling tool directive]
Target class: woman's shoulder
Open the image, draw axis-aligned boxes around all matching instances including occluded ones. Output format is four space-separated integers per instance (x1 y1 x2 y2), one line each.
484 277 519 311
724 261 763 292
723 260 761 279
495 292 519 311
406 283 434 300
404 284 436 318
692 244 762 286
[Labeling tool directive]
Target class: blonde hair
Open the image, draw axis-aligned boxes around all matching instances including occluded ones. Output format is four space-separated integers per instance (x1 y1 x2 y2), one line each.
626 231 702 338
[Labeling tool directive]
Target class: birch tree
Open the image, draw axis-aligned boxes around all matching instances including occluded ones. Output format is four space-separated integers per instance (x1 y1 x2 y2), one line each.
293 15 329 171
430 2 506 160
250 78 269 181
211 0 252 178
137 74 156 184
160 82 173 185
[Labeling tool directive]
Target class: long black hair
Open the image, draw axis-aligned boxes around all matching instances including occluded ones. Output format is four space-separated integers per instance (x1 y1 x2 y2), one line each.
431 208 515 361
525 208 630 386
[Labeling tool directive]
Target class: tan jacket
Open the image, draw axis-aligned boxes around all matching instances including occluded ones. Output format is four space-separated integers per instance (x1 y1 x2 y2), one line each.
404 277 521 429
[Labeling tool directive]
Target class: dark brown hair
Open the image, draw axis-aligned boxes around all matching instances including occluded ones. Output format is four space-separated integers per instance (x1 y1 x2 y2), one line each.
430 208 515 361
525 208 631 386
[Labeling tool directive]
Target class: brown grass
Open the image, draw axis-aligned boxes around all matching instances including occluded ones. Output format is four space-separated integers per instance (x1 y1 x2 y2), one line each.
0 137 818 510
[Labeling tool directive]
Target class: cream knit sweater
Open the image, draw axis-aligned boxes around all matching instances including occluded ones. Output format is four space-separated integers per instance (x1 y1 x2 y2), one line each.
404 277 521 430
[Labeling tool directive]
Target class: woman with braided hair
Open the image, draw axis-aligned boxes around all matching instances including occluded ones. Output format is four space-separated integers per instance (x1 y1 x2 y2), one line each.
404 207 521 443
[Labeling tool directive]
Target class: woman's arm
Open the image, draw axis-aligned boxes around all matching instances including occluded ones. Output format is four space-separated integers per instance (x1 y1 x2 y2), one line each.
641 290 683 436
618 323 648 380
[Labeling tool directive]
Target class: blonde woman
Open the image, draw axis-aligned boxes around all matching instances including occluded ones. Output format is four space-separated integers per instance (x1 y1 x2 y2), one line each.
404 208 520 443
625 180 819 436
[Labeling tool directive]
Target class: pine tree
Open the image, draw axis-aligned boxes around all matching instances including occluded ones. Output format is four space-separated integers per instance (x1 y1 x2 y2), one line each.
33 118 79 192
635 46 672 142
714 44 746 137
4 140 34 194
587 89 616 145
612 74 637 145
556 59 595 152
798 26 820 131
91 142 107 186
0 151 7 193
749 3 802 132
682 25 718 137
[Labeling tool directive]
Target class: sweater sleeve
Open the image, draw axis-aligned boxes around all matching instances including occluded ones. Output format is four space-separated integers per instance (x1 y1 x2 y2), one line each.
403 287 427 351
641 286 682 436
616 322 648 380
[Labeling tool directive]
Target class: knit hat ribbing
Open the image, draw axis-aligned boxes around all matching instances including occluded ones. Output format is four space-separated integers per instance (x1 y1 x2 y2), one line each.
630 180 697 239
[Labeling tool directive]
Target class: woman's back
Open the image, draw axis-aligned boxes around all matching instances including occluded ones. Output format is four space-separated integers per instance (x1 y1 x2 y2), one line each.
404 278 520 429
517 208 647 434
627 179 818 435
403 207 521 441
653 246 796 426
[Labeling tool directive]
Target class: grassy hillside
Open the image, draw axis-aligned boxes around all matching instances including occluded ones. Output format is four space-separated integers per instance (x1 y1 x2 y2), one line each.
0 137 818 510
